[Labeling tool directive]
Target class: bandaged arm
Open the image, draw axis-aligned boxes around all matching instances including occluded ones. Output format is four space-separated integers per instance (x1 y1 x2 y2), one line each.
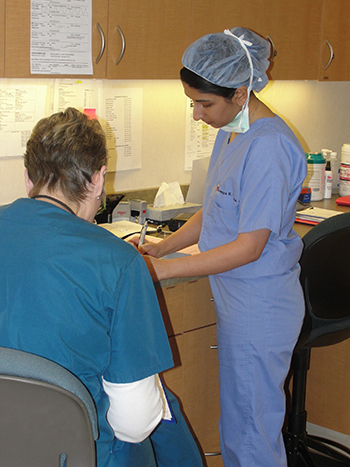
102 374 164 443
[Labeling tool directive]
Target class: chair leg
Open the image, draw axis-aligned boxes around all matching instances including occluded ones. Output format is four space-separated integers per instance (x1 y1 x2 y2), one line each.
284 348 316 467
284 348 350 467
306 435 350 466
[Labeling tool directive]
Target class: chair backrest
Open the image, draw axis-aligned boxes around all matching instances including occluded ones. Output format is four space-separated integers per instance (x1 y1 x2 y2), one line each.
297 212 350 349
0 346 98 467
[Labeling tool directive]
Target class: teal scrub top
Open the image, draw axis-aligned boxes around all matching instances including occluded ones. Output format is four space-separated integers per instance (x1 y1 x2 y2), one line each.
0 198 173 467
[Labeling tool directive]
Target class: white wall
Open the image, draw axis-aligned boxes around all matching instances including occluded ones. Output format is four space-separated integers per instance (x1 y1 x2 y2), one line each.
1 79 350 205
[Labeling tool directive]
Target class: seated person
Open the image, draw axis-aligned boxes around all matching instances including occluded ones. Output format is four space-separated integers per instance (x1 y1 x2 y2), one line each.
0 108 203 467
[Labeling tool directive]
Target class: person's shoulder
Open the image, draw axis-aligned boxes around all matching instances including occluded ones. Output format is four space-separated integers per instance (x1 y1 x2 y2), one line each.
0 198 30 219
90 223 141 259
253 116 303 150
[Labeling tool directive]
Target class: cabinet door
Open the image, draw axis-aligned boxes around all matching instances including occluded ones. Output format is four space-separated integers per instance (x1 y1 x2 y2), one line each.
161 325 222 460
182 325 221 457
191 0 323 80
4 0 108 78
319 0 350 81
0 0 4 77
106 0 191 79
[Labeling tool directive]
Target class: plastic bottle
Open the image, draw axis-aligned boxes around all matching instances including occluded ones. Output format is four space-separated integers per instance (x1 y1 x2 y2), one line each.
304 152 326 201
324 160 332 199
330 151 340 194
339 144 350 197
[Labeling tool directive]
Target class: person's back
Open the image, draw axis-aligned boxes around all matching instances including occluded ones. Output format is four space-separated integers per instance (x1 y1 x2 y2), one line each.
0 197 175 466
0 108 175 467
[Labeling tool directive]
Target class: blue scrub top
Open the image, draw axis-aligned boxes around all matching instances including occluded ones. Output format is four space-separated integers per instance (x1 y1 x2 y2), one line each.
0 198 173 467
199 115 307 278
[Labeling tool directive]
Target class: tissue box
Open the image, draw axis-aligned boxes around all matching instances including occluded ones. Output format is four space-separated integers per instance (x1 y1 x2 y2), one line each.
146 202 202 224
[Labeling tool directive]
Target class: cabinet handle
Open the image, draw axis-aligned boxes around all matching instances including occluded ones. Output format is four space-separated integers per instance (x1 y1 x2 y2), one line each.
324 40 334 70
267 35 277 62
210 345 218 349
205 452 221 456
115 25 126 66
95 23 105 65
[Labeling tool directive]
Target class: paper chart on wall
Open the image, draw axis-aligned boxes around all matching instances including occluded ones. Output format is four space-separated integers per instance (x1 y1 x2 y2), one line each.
30 0 93 75
0 85 47 158
53 79 100 113
98 88 143 172
184 97 218 171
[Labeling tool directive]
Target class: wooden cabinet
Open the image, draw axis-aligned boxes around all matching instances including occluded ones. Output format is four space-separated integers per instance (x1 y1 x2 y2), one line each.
305 340 350 435
191 0 323 81
157 278 223 467
318 0 350 81
3 1 350 81
3 0 191 79
106 0 191 79
4 0 109 78
0 0 4 77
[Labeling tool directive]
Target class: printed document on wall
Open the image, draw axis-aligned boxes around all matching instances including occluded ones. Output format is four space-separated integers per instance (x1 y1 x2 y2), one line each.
99 88 143 172
30 0 93 75
0 85 47 158
184 97 218 171
53 79 100 114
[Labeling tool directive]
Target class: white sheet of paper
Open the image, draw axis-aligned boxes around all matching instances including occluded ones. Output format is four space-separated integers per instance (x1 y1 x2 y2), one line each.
0 85 47 158
53 79 100 112
30 0 93 75
184 97 218 171
98 88 143 172
186 156 210 204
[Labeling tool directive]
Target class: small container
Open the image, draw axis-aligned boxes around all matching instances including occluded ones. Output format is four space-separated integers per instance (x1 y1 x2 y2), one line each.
330 151 340 194
304 152 326 201
339 145 350 196
339 178 350 197
324 160 332 199
341 144 350 165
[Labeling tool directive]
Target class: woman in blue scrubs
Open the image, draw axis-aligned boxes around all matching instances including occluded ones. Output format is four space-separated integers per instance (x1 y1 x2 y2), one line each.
137 27 307 467
0 108 204 467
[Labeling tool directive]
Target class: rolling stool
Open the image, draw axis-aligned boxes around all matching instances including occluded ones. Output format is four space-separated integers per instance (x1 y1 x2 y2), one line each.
284 212 350 466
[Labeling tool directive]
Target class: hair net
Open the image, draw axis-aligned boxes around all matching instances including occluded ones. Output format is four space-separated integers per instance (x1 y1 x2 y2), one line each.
182 27 271 92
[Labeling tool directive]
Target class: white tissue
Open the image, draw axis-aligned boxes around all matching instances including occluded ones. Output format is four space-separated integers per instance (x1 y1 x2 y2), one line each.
153 181 185 208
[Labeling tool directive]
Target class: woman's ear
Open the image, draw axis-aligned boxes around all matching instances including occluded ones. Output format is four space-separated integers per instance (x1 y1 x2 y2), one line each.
92 166 107 196
24 170 34 196
233 86 249 106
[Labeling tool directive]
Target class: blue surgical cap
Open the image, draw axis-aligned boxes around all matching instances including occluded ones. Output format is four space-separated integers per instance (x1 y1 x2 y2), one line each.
182 27 271 92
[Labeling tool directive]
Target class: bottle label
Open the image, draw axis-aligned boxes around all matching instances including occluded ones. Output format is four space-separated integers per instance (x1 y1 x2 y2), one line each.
340 164 350 181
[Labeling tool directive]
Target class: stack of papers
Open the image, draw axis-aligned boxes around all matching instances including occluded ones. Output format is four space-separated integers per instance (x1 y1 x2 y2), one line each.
99 220 157 239
295 207 344 225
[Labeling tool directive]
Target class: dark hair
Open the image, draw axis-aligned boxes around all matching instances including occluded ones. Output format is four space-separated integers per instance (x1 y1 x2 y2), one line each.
24 107 108 203
180 67 236 100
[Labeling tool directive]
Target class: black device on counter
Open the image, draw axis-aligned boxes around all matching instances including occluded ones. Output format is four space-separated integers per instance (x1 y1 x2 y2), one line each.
168 212 194 232
94 193 125 224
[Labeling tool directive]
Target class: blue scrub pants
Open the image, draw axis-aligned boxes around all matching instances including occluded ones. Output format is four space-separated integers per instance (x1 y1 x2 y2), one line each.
213 268 304 467
150 387 204 466
109 387 204 467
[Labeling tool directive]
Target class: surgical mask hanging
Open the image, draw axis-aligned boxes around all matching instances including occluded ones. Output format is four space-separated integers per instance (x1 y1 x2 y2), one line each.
220 29 254 134
221 100 250 133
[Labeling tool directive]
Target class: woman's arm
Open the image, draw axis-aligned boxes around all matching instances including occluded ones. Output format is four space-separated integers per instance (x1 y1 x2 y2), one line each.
143 228 271 282
102 375 163 443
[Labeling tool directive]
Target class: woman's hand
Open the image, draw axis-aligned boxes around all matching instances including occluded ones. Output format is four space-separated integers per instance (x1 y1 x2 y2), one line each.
127 236 163 258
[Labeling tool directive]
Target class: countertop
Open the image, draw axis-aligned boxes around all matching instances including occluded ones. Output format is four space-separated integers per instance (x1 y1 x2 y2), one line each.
157 194 350 288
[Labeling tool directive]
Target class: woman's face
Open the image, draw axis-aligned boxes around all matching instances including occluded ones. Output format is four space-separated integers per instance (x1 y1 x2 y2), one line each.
182 82 240 129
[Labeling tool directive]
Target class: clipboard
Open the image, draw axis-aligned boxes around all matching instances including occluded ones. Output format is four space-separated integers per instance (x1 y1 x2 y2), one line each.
336 195 350 206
